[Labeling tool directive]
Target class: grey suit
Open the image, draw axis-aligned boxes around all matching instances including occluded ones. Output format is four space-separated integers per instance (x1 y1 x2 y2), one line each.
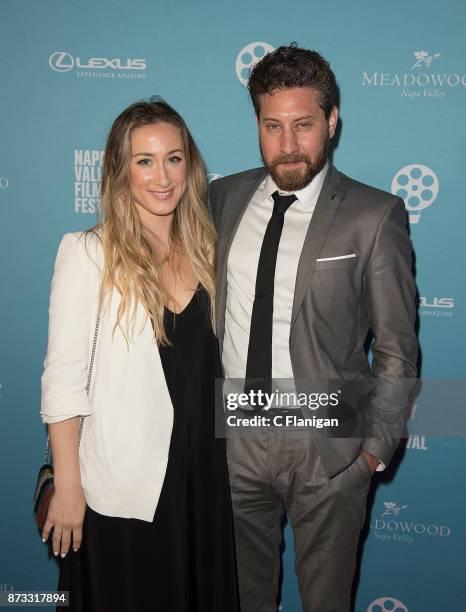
210 165 418 611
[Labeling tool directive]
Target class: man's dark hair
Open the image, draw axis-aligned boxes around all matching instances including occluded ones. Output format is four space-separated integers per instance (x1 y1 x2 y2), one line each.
248 43 339 118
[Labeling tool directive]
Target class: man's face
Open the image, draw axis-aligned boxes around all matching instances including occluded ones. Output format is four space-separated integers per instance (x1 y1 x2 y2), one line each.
258 87 338 191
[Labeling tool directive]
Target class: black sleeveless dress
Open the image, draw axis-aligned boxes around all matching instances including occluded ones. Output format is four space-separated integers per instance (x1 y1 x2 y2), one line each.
58 287 239 612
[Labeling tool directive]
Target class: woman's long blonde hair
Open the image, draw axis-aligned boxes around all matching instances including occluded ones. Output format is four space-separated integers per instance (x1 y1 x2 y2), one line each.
91 99 216 345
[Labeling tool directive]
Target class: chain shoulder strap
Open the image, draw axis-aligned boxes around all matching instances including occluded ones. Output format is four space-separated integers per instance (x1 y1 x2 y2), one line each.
44 303 102 464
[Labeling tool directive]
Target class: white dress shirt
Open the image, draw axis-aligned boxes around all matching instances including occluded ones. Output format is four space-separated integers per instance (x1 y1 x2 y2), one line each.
222 164 328 381
222 163 385 471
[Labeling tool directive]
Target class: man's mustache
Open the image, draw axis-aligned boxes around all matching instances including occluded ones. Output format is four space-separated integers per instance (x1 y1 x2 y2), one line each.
270 154 311 168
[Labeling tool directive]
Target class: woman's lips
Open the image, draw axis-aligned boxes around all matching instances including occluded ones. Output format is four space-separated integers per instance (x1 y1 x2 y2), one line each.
148 189 174 201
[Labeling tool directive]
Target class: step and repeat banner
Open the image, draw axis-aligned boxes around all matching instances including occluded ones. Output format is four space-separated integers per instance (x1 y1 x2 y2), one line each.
1 1 465 610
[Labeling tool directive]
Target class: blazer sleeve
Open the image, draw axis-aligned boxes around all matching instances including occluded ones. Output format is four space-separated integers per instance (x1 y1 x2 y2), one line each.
362 197 418 466
41 232 101 424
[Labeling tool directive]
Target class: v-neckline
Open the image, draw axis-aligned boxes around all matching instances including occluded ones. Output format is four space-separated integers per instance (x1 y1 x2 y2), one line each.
164 283 200 316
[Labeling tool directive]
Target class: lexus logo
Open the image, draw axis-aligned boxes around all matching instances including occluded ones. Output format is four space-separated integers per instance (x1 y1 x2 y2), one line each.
49 51 74 72
0 177 9 189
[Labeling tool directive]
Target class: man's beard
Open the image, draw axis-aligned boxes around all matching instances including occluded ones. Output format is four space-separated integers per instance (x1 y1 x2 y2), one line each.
261 140 328 192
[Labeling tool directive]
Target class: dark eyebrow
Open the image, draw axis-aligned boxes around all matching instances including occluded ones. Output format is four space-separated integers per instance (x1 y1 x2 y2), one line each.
261 115 316 122
132 149 184 157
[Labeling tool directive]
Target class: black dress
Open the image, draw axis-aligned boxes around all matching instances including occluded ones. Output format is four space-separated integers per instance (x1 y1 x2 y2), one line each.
58 287 240 612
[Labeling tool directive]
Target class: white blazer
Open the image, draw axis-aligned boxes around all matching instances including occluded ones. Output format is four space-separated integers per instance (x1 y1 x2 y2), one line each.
41 232 174 522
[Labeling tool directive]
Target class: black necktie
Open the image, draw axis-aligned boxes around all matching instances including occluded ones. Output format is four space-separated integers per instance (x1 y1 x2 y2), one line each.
245 191 297 402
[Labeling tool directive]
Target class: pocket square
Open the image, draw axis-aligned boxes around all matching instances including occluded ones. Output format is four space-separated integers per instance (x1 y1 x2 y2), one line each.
316 253 356 262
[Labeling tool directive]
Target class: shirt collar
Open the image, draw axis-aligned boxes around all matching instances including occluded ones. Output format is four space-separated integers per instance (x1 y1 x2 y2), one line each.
263 162 329 209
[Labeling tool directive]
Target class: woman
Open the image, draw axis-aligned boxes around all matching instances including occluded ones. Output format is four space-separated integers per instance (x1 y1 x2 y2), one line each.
41 99 239 611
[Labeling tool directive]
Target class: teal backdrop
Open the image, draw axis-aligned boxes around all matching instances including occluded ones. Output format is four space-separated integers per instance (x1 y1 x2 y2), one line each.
1 1 465 610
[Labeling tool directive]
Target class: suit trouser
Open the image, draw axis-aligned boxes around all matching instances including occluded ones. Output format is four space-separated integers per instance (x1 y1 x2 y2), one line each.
226 426 371 612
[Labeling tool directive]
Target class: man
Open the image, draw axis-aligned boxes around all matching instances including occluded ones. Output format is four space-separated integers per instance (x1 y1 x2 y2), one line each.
209 44 417 612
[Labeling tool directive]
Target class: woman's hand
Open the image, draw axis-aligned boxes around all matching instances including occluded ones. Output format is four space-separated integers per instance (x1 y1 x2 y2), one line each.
42 417 85 557
42 483 87 557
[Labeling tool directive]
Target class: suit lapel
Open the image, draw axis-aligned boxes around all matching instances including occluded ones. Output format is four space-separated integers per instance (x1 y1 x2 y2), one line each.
291 165 344 328
216 169 266 349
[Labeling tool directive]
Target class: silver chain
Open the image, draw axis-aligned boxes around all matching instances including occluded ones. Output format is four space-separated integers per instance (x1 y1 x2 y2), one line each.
44 303 102 464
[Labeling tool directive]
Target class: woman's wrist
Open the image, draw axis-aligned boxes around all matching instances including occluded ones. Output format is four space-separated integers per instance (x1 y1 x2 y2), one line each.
53 472 82 491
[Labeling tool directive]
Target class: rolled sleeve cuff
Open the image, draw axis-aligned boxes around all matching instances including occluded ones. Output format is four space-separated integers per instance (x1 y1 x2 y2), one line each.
40 396 92 424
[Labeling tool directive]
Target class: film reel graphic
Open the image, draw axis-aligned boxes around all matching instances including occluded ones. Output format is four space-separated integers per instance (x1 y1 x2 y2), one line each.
235 42 275 86
391 164 439 223
367 596 409 612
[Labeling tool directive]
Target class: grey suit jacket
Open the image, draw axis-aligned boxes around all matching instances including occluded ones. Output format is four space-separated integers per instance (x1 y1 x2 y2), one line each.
209 165 418 477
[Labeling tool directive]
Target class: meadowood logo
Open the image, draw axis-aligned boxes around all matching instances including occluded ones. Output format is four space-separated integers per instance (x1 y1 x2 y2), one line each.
411 50 441 69
371 500 452 545
382 502 408 516
49 52 147 79
362 50 465 100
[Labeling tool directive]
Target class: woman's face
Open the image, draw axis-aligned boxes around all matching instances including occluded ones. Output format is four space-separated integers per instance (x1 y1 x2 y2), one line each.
129 122 187 223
